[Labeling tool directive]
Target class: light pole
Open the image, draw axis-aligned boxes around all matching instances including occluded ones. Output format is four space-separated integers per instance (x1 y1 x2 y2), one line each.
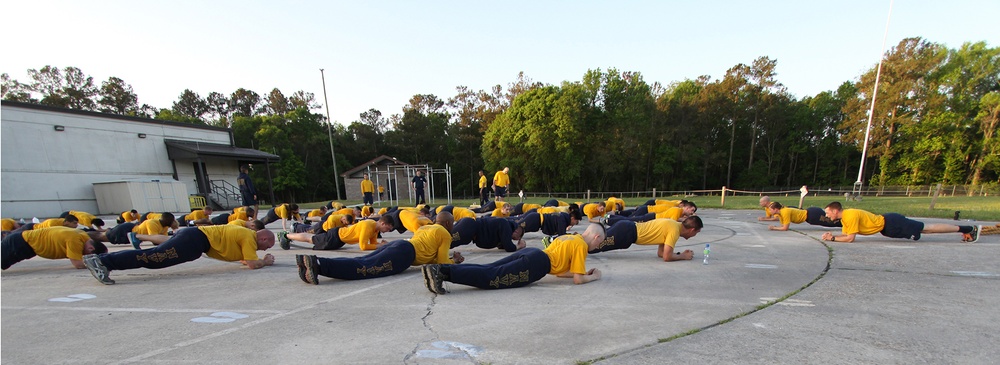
320 68 342 200
854 0 894 198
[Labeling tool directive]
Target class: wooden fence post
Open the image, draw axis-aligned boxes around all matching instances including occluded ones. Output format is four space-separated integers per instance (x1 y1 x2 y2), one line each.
721 186 727 207
929 183 943 210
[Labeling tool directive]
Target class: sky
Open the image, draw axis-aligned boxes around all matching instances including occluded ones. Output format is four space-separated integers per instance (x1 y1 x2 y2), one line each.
2 0 998 125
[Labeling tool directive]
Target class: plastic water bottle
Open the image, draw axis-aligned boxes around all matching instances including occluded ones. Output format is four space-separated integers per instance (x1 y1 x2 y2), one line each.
703 244 710 265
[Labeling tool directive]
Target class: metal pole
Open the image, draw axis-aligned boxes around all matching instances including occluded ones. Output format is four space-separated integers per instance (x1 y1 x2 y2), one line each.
856 0 894 190
320 69 342 201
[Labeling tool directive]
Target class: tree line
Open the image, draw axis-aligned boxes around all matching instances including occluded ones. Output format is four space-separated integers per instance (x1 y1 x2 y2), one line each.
3 37 997 203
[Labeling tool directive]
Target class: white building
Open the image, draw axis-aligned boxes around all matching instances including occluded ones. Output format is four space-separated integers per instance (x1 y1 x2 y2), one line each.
1 101 279 219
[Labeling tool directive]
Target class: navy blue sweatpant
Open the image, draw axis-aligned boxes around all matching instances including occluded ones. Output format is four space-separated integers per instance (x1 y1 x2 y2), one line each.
98 227 211 270
315 240 415 280
442 248 550 290
591 220 638 253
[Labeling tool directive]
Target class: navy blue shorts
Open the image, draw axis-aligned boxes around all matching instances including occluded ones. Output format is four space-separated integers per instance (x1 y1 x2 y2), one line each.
312 227 346 250
106 223 136 245
495 186 507 198
880 213 924 240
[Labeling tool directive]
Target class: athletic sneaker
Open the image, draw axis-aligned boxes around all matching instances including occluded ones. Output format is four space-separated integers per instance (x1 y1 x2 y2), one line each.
278 231 290 250
295 254 319 285
128 232 141 249
542 235 556 249
964 225 981 243
83 254 115 285
422 264 447 294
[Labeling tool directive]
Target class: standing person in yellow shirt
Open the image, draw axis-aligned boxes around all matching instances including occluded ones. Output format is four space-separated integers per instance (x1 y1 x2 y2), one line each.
478 170 489 206
361 173 375 206
294 216 458 285
492 167 510 202
420 223 606 294
822 202 981 243
82 225 276 285
590 217 704 262
378 185 386 201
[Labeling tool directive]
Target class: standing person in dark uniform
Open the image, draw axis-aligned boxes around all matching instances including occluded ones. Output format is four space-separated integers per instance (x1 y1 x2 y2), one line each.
238 165 258 215
411 170 428 205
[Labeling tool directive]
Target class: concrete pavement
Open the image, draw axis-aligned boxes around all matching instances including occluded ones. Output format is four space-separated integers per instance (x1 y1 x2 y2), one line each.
2 209 996 364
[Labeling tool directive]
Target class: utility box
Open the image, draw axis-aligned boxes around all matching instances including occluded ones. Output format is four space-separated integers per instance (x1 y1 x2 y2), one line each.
93 180 190 215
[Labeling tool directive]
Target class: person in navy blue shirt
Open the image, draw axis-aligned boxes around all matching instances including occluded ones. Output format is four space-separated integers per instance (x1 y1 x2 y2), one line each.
411 170 427 205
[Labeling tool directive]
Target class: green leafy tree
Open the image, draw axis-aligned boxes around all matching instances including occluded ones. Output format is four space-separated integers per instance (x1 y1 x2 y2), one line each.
1 73 36 102
172 89 210 119
27 66 97 110
230 88 262 117
97 77 139 114
265 88 291 115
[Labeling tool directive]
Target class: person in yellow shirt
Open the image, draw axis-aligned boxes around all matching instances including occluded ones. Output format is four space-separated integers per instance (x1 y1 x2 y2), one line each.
227 219 265 230
606 201 697 225
280 218 395 251
209 207 255 225
306 206 328 222
382 207 435 234
420 223 606 294
118 209 140 224
822 202 981 243
590 217 703 262
82 224 275 285
361 173 375 206
378 185 386 201
178 207 214 226
490 202 513 218
33 216 80 230
510 202 542 216
436 205 477 222
60 210 106 231
2 226 108 270
125 212 178 249
492 167 510 202
758 196 779 221
478 170 489 206
262 203 301 231
2 218 22 233
294 215 459 285
581 202 606 223
765 202 841 231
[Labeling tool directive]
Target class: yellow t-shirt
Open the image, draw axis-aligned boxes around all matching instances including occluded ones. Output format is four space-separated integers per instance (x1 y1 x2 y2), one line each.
21 226 90 260
121 211 139 222
479 175 487 189
361 179 375 193
322 214 350 232
841 209 884 235
361 206 374 217
274 204 300 220
493 171 509 187
763 207 779 219
198 225 259 261
334 208 355 216
655 207 684 221
184 210 208 222
778 207 809 226
35 218 68 229
408 225 454 265
145 212 162 221
452 207 477 221
491 208 510 218
537 206 569 214
605 198 625 212
582 203 603 219
2 218 17 231
67 211 98 227
521 203 542 213
133 219 169 235
636 219 682 248
655 200 682 207
228 219 248 227
328 201 345 211
339 220 379 251
378 186 385 193
233 206 247 214
400 210 433 232
307 209 325 218
647 204 676 214
543 235 589 275
229 211 249 222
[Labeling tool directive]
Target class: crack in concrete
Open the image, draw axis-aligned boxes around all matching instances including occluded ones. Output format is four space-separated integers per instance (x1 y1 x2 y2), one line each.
403 294 443 364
